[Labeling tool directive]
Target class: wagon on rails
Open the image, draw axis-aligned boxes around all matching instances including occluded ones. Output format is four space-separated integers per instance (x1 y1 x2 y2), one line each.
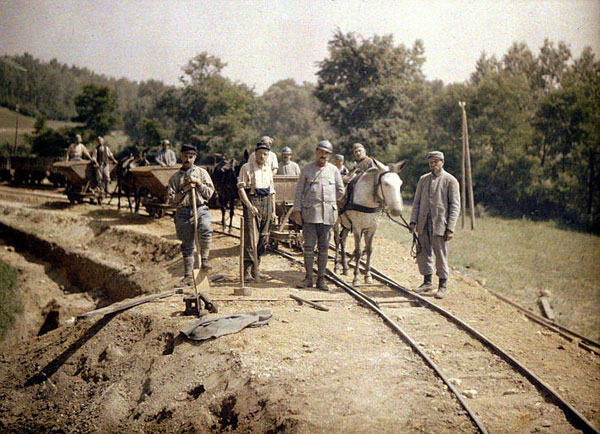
269 175 301 248
128 165 180 218
52 160 111 205
0 156 66 186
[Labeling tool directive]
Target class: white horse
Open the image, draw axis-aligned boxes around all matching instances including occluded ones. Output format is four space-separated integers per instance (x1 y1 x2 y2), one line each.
334 160 407 285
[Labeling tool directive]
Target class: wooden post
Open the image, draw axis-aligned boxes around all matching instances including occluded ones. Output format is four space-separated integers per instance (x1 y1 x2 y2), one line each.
12 105 19 156
459 101 467 229
459 101 475 230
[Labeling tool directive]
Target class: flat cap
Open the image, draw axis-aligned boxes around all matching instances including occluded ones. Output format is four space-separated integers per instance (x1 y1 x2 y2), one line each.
258 136 273 146
281 146 292 155
161 139 170 146
334 154 344 161
352 142 365 151
256 141 270 151
181 143 197 154
427 151 444 160
316 140 333 153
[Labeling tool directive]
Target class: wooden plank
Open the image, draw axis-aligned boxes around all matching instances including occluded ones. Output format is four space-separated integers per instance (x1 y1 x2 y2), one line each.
289 294 330 312
539 296 555 320
77 288 182 319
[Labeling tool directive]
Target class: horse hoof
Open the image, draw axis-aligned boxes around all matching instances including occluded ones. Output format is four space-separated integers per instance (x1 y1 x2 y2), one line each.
365 276 373 284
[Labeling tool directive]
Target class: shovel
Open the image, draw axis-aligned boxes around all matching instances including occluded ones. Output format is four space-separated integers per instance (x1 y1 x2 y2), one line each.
189 185 217 314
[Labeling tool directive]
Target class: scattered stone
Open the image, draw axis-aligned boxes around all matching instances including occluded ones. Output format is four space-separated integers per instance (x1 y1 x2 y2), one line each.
462 389 478 399
542 420 552 427
425 391 435 397
540 289 552 298
448 378 462 386
557 344 565 350
6 245 15 252
302 342 311 348
281 319 289 324
503 389 518 396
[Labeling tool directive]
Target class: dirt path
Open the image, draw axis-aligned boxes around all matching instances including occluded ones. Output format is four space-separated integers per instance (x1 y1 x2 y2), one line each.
0 189 598 433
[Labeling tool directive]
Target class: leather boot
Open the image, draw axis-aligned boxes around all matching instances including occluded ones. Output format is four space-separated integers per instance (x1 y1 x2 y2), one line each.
316 253 329 291
415 274 433 293
180 256 194 287
435 278 447 299
200 239 211 269
297 254 314 288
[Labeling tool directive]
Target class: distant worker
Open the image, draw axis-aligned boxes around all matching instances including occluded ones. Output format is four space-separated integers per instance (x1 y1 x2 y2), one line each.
168 144 215 286
332 154 349 177
409 151 460 299
155 139 177 166
344 142 376 183
293 140 345 290
237 139 277 282
278 147 301 176
91 136 118 193
66 134 92 161
247 136 278 176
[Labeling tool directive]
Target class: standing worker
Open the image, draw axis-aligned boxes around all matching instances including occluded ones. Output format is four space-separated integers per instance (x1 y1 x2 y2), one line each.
168 144 215 286
155 139 177 166
278 147 301 176
91 136 118 193
66 134 93 161
247 136 279 176
293 140 345 290
237 140 277 282
332 154 349 177
409 151 460 299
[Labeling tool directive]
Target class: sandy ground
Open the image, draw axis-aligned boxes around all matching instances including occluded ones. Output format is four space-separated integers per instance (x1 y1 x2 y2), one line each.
0 188 598 433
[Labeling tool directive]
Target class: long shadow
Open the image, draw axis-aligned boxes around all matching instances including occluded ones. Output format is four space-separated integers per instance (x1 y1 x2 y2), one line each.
83 208 154 226
209 245 239 260
24 313 116 387
34 201 73 211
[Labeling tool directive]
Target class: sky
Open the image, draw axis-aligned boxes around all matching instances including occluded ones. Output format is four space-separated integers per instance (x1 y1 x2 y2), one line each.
1 0 599 93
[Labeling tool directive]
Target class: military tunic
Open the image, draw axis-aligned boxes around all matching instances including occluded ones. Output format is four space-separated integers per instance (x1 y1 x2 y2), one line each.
293 161 344 225
278 161 301 176
155 148 177 166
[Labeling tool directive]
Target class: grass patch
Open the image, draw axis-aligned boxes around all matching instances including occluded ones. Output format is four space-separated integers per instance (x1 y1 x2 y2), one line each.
0 260 20 341
377 206 600 326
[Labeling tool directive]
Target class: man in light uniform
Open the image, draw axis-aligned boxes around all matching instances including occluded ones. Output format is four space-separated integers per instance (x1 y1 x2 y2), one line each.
247 136 278 176
66 134 92 161
409 151 460 299
343 142 376 183
293 140 345 290
237 140 277 281
155 139 177 166
333 154 349 177
168 144 215 286
278 146 301 176
91 136 118 193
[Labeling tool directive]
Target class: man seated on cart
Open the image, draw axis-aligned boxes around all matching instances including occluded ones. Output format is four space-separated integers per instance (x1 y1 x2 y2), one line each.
168 144 215 286
155 139 177 167
66 134 93 162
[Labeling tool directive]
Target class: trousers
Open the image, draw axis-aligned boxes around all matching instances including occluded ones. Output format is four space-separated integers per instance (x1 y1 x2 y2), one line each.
174 205 212 260
243 195 272 270
416 215 449 279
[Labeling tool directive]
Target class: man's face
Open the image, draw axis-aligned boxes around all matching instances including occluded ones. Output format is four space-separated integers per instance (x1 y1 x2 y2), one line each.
76 135 82 143
428 158 444 175
282 153 291 163
181 152 196 168
255 149 269 166
162 143 169 150
333 159 343 169
316 148 331 166
353 146 366 161
98 137 104 146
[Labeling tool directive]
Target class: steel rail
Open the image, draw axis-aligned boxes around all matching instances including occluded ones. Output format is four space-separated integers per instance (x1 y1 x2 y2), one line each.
214 228 488 433
362 264 598 434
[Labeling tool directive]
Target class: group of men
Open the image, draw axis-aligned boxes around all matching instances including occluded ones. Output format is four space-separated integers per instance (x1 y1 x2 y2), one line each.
66 134 118 193
167 136 460 299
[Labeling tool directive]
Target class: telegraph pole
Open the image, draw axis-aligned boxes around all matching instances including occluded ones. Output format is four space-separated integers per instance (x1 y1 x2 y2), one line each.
459 101 475 230
12 104 20 156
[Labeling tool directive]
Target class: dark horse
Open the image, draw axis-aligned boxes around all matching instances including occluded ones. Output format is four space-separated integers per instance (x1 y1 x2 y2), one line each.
211 151 248 231
114 149 149 213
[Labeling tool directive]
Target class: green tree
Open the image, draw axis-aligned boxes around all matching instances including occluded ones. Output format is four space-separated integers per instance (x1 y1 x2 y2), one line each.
73 84 118 138
315 30 427 159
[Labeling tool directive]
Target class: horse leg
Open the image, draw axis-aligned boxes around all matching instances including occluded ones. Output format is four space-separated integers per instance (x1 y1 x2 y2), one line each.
352 230 363 286
228 198 235 232
364 231 375 284
220 197 227 229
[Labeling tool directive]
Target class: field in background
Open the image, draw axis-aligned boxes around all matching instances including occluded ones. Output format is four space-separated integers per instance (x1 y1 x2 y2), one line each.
377 206 600 339
0 106 128 154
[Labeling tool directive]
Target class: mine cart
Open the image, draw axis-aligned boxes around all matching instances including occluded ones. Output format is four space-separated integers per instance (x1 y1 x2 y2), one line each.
270 175 301 248
129 165 179 218
52 160 109 205
0 156 10 182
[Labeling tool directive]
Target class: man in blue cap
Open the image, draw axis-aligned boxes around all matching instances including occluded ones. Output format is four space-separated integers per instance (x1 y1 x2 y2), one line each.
237 139 277 281
409 151 460 299
167 143 215 286
293 140 345 290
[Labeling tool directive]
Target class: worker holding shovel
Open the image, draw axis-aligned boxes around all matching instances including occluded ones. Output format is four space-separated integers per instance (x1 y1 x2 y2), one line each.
168 143 215 287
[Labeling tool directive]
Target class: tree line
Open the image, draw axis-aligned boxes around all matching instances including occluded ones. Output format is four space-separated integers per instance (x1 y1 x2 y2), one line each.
0 32 598 231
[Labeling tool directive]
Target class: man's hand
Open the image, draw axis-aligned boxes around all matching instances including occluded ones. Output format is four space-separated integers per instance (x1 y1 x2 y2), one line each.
248 205 259 217
444 229 454 241
294 211 303 226
409 222 416 233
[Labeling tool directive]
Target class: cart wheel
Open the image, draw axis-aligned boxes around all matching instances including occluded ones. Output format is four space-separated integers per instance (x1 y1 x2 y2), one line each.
154 208 164 219
77 197 84 204
147 207 155 217
67 194 75 204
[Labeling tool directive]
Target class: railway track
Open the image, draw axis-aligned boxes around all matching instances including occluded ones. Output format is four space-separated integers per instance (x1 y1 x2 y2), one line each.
214 228 598 434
